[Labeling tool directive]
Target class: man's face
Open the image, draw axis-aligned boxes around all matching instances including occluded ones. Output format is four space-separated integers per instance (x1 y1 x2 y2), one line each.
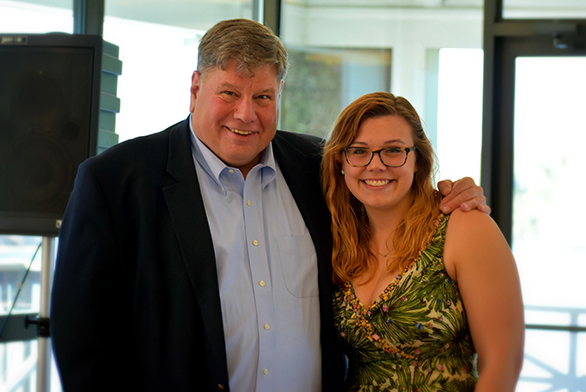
189 59 283 177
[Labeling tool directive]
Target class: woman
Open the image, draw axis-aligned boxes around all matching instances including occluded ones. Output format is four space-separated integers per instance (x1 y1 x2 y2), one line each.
321 92 524 391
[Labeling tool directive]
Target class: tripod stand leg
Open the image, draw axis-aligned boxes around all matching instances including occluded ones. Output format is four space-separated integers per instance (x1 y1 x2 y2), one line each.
37 237 55 392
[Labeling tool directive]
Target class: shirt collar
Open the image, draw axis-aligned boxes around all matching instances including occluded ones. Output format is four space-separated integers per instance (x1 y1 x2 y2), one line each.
189 115 276 187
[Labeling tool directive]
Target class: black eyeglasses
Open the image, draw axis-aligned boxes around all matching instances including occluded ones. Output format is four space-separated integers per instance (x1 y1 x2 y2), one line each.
344 146 416 167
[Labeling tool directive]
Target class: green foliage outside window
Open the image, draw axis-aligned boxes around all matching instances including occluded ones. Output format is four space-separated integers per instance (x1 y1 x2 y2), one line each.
280 49 343 138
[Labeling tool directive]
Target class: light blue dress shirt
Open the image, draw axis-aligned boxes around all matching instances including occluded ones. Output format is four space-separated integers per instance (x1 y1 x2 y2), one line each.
189 123 322 392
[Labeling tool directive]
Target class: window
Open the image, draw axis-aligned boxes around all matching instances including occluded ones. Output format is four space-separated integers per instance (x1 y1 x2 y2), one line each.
280 47 391 138
103 0 254 142
0 3 72 390
102 18 202 142
513 56 586 390
281 1 484 181
0 0 72 34
436 48 483 183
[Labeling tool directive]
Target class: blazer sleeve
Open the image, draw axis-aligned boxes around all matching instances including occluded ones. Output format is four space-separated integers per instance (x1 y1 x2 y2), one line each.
50 160 136 391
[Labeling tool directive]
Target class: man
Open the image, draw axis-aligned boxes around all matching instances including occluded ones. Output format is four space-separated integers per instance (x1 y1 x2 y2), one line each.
50 19 487 392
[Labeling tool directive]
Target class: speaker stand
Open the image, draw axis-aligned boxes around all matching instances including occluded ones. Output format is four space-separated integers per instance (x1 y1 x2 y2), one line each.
38 236 55 392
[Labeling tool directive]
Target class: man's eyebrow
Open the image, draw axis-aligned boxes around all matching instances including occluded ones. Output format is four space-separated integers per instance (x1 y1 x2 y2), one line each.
255 88 276 94
216 82 275 95
217 82 240 90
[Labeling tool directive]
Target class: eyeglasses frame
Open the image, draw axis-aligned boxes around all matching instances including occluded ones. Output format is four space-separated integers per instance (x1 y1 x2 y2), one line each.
344 146 417 168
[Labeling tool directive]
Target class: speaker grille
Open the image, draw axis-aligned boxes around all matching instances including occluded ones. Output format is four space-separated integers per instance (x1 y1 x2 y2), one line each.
0 35 103 236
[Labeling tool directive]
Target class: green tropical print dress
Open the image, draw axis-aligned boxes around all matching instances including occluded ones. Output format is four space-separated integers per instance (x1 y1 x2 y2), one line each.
333 215 478 391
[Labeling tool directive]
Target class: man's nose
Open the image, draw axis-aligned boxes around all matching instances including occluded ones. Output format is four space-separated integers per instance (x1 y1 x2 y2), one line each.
234 97 255 122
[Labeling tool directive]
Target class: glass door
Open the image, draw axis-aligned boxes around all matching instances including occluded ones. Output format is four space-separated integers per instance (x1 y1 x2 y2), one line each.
511 54 586 391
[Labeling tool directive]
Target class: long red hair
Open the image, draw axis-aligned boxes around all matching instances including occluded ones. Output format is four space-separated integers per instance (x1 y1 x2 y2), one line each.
321 92 442 285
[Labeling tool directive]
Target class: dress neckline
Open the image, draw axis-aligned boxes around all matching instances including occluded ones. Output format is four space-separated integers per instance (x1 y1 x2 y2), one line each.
343 213 447 311
346 262 414 310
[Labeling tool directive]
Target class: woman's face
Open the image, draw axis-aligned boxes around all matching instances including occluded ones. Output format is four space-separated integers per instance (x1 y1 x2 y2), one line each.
342 115 417 216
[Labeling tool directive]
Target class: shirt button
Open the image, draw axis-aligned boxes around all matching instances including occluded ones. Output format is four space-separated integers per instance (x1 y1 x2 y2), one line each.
263 369 268 375
252 240 258 246
246 200 251 206
259 281 265 287
228 169 234 174
264 324 270 330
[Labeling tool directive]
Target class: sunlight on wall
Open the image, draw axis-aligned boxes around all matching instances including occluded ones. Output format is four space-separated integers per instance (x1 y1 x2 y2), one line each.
436 48 483 184
103 18 203 142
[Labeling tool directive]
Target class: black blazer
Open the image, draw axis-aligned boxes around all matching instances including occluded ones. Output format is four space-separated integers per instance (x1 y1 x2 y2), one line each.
50 118 345 391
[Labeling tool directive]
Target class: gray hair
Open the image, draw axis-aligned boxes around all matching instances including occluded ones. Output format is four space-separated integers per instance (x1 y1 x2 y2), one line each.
197 18 289 82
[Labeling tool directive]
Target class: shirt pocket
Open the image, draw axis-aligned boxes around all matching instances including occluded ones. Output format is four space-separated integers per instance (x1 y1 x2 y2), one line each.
276 234 319 298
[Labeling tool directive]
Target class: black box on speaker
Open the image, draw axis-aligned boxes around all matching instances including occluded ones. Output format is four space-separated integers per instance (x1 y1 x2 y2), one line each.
0 33 119 237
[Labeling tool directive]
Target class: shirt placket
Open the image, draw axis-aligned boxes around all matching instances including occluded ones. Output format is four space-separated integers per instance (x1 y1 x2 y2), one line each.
242 167 275 392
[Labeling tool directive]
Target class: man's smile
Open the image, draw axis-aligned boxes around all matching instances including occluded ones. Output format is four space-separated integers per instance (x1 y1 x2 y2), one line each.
229 127 254 136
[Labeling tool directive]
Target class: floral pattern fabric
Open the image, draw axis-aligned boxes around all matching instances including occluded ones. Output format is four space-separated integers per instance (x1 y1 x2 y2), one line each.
333 215 478 391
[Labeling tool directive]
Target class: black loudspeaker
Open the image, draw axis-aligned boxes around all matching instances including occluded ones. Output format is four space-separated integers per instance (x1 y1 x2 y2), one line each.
0 34 104 236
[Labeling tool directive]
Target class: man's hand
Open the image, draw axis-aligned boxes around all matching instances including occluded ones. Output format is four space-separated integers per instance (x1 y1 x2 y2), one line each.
438 177 491 214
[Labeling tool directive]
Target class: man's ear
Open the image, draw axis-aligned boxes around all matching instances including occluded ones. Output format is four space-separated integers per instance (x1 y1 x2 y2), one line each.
190 71 202 113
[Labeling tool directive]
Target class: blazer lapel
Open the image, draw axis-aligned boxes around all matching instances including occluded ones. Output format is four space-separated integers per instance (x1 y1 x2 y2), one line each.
272 132 323 215
272 131 334 297
272 132 345 388
162 119 228 377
